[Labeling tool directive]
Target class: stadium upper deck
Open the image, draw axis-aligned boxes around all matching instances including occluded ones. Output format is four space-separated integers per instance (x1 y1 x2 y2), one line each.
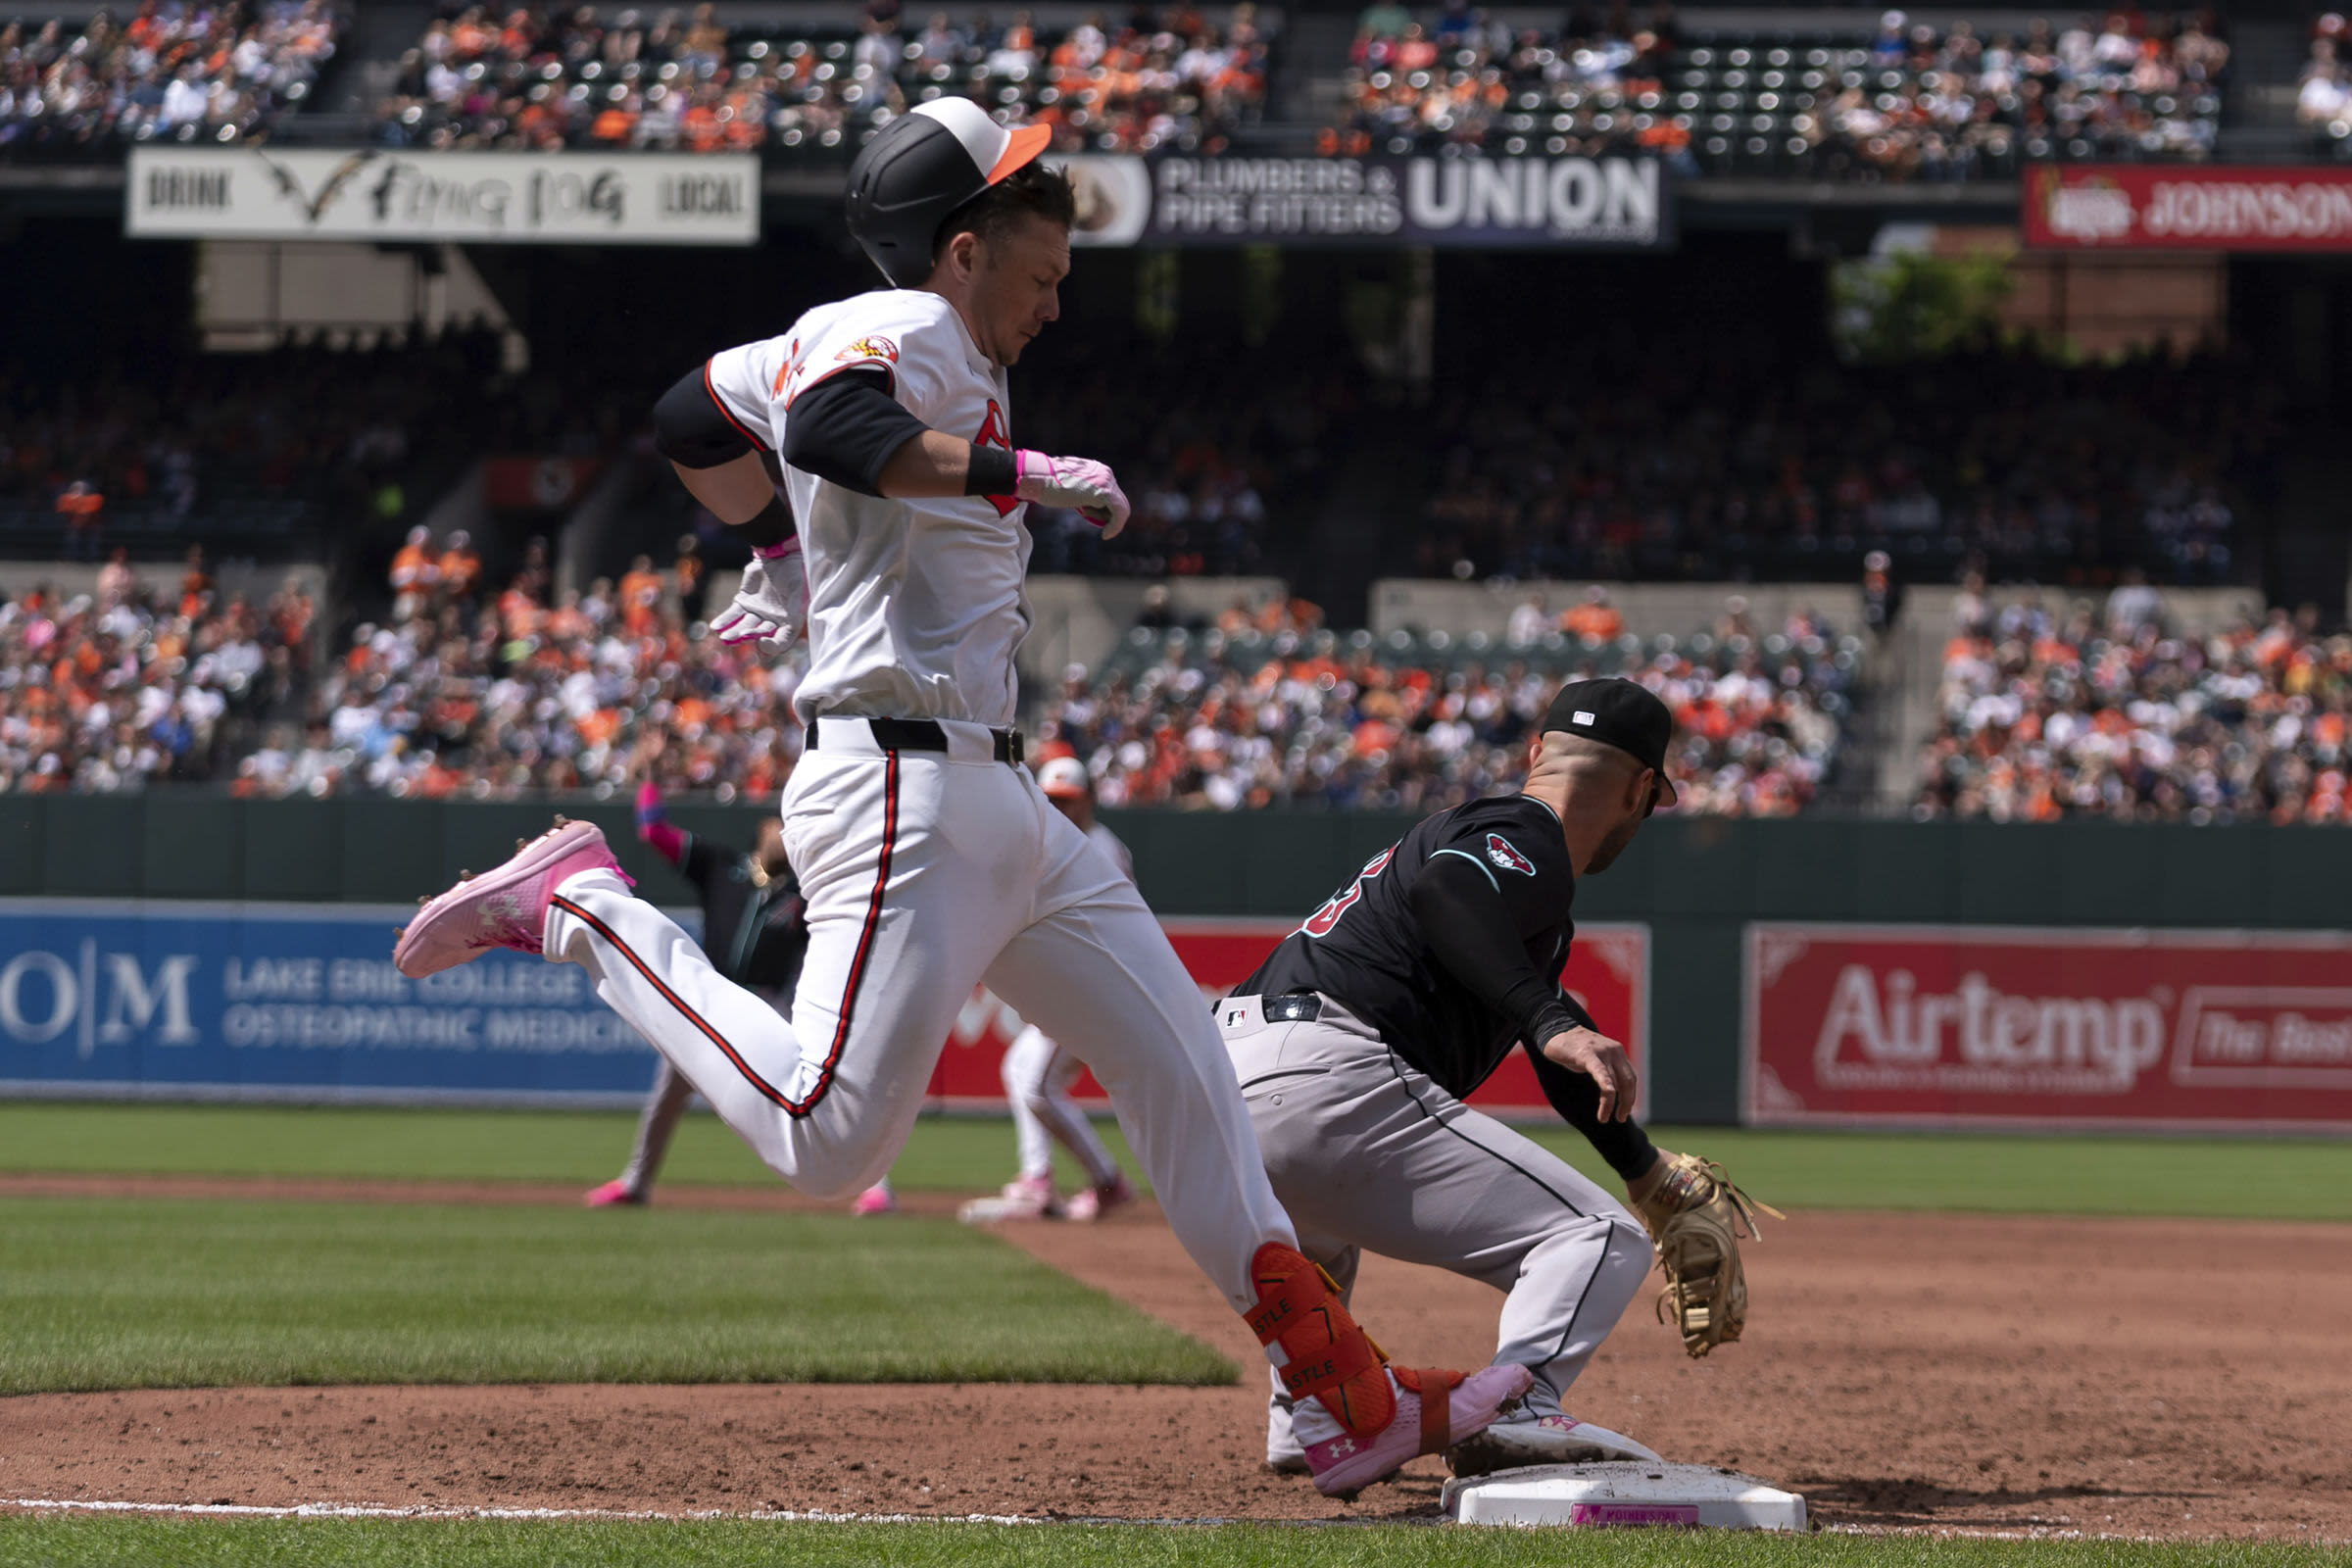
0 2 2328 176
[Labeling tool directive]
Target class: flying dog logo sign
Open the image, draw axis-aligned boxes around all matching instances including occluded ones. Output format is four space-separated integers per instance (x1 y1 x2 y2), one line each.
127 148 758 246
1745 923 2352 1131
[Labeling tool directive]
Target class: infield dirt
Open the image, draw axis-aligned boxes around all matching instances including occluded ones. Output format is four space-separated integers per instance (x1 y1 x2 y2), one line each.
0 1177 2343 1541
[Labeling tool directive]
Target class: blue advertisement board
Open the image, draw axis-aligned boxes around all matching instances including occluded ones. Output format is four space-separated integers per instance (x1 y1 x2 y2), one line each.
0 900 687 1103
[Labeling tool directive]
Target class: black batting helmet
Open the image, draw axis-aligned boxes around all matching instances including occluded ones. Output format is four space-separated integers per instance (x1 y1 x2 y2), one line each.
844 99 1054 288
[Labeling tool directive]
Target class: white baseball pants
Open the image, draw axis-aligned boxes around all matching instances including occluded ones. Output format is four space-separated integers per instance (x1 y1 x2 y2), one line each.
1003 1025 1122 1187
542 715 1296 1310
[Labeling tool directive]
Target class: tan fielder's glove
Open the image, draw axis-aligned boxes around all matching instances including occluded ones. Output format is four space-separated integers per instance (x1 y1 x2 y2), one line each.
1631 1152 1784 1359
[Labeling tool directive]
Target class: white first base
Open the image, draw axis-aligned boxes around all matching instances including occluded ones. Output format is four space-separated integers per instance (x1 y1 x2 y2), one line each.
1442 1461 1806 1531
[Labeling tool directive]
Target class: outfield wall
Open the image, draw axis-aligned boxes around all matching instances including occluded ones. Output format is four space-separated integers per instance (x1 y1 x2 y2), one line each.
3 796 2349 1130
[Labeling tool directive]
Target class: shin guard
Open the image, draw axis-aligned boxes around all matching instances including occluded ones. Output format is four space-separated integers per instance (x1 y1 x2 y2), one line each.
1245 1243 1395 1439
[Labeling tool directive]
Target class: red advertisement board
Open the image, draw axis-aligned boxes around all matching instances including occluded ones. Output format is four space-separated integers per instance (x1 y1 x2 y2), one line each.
2022 164 2352 252
929 918 1651 1121
1745 923 2352 1132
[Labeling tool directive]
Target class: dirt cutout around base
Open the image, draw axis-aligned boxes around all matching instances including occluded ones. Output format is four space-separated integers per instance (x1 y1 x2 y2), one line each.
0 1174 2346 1541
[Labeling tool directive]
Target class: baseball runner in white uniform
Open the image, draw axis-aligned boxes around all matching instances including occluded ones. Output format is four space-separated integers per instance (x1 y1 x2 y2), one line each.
960 754 1139 1223
392 98 1527 1497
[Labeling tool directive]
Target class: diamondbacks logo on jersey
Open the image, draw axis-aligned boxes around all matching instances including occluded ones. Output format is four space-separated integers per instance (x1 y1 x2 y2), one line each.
975 399 1017 517
835 335 899 364
1485 834 1536 876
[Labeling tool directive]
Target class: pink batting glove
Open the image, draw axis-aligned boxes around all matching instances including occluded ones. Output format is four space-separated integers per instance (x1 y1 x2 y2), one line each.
1014 450 1130 540
710 537 808 651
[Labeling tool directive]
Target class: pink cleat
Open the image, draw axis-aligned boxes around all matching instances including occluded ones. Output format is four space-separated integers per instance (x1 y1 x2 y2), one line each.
850 1184 898 1216
1300 1363 1536 1498
1061 1172 1136 1222
394 818 631 979
583 1179 646 1208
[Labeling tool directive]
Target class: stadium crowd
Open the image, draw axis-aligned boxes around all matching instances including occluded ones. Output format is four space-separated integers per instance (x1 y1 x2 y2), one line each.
1917 585 2352 824
1033 598 1854 813
374 1 1265 155
0 0 341 157
1328 2 2225 177
0 551 317 792
1416 336 2266 585
0 329 628 562
220 535 799 799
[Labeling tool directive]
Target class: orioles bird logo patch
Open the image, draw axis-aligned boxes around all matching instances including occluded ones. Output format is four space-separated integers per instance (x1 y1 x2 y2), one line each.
1485 834 1537 876
835 335 900 364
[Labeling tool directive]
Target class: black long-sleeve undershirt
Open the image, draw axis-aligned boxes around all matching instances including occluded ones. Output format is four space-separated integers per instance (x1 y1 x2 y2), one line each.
1407 851 1656 1182
1407 852 1582 1050
1528 1043 1658 1181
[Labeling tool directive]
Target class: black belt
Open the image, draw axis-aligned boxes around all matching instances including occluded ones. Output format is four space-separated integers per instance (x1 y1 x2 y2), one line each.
1261 994 1322 1023
806 717 1023 765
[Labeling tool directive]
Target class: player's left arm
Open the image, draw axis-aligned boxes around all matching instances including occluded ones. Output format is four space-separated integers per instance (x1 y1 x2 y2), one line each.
1526 1033 1659 1184
781 369 1128 533
1407 853 1636 1121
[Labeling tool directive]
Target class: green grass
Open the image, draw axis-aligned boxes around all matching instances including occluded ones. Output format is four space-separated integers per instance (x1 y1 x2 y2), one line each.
3 1102 2350 1221
1520 1128 2352 1223
0 1197 1231 1395
0 1518 2344 1568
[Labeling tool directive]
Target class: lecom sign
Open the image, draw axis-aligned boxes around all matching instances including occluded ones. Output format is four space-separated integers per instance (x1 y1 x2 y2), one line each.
1745 924 2352 1132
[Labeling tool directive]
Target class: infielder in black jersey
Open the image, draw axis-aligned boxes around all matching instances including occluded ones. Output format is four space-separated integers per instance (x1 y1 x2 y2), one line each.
1221 676 1690 1479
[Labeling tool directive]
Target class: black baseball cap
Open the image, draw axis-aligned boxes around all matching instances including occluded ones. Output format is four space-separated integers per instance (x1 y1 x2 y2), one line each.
1540 678 1679 807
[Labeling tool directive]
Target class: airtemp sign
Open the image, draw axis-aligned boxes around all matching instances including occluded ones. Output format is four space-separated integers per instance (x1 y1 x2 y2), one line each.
126 148 758 245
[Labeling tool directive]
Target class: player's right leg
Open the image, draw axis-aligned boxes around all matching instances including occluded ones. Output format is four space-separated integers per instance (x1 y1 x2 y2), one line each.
1262 1242 1356 1474
985 801 1530 1495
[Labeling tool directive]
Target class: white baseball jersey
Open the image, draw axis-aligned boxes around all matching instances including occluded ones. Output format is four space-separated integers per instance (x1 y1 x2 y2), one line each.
705 288 1032 729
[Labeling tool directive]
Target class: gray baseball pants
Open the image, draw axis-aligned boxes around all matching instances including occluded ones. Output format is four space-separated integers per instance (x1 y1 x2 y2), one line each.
1218 992 1652 1458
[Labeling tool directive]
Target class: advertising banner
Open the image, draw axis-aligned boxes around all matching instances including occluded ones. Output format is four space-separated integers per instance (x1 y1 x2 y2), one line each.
0 901 1647 1117
126 148 759 245
0 900 688 1102
1745 923 2352 1131
931 919 1652 1121
2023 164 2352 252
1065 154 1673 249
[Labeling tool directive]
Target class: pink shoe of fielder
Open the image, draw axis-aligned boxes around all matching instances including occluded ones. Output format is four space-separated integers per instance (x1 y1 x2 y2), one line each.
393 818 630 978
583 1179 646 1208
850 1184 898 1216
1296 1363 1536 1498
1060 1172 1136 1222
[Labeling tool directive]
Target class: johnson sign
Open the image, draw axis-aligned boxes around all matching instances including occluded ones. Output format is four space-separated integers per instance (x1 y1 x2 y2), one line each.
1745 924 2352 1131
2023 165 2352 252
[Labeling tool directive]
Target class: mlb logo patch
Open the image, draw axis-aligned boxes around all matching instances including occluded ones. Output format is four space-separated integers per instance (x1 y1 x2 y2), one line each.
836 335 900 364
1485 834 1537 875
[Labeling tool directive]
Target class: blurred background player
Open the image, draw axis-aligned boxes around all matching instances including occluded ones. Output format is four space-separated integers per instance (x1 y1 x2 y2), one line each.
957 755 1140 1223
583 781 808 1207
